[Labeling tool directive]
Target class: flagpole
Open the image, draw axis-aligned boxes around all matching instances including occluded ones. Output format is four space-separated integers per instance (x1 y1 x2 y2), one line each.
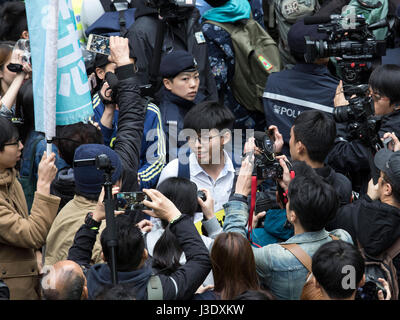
45 0 59 157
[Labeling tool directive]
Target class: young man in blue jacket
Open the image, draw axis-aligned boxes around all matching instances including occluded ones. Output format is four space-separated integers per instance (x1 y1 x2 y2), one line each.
91 53 166 189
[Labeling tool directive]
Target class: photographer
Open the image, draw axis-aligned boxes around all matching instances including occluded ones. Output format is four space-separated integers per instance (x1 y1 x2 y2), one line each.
90 53 166 189
125 0 218 101
223 156 352 300
44 144 123 266
67 187 212 300
272 109 353 206
326 147 400 299
327 64 400 193
0 41 31 119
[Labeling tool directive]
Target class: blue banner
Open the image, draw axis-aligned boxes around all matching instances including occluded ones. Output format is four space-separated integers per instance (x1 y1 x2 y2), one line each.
26 0 92 134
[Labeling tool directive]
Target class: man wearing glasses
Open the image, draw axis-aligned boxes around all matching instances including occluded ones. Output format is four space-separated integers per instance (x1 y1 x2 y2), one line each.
327 64 400 195
157 100 236 230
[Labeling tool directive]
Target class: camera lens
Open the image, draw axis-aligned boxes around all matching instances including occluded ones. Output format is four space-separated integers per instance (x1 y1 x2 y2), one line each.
333 105 352 123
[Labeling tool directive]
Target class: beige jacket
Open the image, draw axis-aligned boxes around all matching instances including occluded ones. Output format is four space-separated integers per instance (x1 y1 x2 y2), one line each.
0 169 60 300
44 195 105 267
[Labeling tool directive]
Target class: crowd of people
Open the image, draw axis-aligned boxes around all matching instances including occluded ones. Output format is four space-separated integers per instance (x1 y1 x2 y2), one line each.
0 0 399 301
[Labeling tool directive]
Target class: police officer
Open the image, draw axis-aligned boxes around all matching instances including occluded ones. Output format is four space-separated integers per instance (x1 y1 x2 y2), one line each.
263 19 339 157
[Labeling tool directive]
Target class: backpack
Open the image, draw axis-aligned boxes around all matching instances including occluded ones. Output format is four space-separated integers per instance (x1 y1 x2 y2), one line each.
358 238 400 300
273 0 320 65
85 0 135 37
279 234 339 300
204 17 281 113
18 138 42 212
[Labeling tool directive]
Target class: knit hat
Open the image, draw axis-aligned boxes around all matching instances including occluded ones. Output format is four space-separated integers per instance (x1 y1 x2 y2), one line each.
159 50 197 78
73 144 122 194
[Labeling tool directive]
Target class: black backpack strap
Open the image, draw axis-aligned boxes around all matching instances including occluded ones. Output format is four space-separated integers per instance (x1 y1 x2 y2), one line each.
177 158 190 180
147 275 163 300
100 0 114 11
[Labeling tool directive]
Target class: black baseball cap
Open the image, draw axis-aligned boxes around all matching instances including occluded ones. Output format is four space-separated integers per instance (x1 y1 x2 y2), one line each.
374 149 400 188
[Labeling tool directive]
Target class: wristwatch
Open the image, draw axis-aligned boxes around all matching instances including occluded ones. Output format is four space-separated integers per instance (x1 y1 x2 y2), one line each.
84 212 101 230
229 193 249 203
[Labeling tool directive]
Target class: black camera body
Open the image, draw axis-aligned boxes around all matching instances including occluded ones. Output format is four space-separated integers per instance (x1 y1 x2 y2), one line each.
196 190 206 212
333 84 382 150
356 279 387 300
253 133 283 181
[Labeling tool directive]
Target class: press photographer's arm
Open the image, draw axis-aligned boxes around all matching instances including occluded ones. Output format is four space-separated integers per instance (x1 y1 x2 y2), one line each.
107 36 147 192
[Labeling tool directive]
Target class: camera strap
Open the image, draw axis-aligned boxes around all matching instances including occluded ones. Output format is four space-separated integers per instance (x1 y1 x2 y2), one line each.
247 175 258 242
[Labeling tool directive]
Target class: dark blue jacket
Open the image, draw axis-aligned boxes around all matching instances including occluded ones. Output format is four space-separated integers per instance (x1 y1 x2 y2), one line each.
263 63 339 156
91 93 166 189
159 88 204 162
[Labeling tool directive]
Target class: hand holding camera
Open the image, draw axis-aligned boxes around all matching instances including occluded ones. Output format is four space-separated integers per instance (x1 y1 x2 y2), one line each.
382 132 400 152
235 154 254 197
275 154 292 191
197 189 214 220
7 39 32 78
92 185 125 222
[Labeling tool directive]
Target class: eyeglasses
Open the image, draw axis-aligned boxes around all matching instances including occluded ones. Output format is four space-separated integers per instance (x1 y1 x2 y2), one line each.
187 133 221 145
369 90 383 102
4 139 21 147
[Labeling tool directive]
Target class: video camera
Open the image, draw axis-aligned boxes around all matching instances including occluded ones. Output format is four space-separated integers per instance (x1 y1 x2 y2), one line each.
303 14 393 150
252 131 283 181
304 14 391 84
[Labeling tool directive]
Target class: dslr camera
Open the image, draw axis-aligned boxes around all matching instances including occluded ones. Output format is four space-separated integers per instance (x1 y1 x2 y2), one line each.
196 190 206 212
333 84 382 150
356 275 387 300
253 132 283 181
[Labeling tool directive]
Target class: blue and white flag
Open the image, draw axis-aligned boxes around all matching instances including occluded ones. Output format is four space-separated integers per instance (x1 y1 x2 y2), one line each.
26 0 92 139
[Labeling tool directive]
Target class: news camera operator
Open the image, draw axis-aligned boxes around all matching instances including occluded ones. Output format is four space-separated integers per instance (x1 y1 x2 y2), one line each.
326 64 400 194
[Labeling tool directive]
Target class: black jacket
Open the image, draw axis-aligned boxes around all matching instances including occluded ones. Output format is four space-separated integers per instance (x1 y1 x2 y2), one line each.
112 64 148 192
326 195 400 289
314 165 353 206
126 0 217 101
67 214 211 300
327 109 400 193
